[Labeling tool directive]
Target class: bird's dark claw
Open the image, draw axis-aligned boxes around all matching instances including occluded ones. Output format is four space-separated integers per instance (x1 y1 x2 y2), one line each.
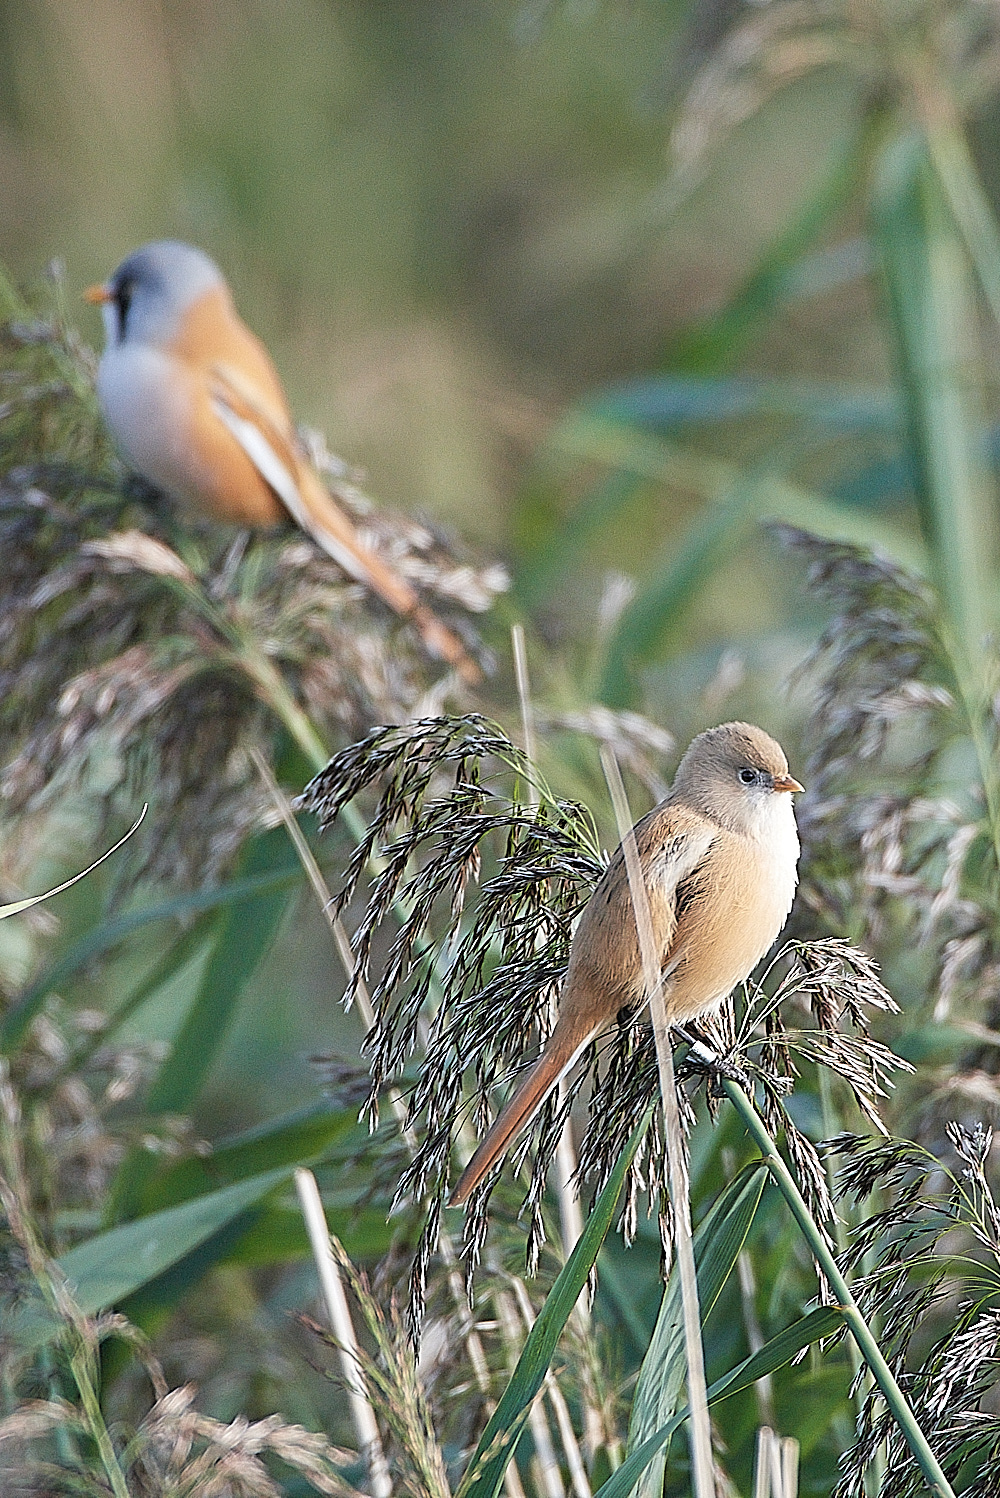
674 1025 749 1090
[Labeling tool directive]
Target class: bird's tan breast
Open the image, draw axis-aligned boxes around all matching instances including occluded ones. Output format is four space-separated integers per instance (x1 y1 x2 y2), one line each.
667 821 798 1020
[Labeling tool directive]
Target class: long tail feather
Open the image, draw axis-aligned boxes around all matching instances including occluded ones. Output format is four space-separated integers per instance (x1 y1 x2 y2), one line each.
297 467 482 682
450 1022 597 1206
212 382 481 682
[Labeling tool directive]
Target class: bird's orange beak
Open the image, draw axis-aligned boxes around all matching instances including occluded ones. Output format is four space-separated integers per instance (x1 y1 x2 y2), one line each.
83 282 112 304
773 775 805 794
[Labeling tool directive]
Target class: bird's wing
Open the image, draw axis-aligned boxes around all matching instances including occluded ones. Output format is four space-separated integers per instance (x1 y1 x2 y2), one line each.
630 806 717 975
209 362 373 584
210 363 481 681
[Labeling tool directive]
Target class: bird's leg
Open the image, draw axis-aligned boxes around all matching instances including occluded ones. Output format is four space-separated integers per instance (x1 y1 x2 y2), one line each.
673 1023 748 1088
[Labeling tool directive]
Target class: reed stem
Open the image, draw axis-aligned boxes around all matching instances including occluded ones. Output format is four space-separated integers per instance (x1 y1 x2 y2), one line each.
722 1076 954 1498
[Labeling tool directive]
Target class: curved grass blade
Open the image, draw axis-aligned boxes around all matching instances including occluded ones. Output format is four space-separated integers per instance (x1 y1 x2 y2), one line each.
11 1165 294 1350
130 1100 363 1214
595 1305 844 1498
61 1166 292 1313
0 807 146 923
457 1104 654 1498
1 862 303 1051
627 1163 767 1498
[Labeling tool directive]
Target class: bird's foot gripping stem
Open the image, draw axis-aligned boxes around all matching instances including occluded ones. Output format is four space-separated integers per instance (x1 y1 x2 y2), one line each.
673 1026 749 1089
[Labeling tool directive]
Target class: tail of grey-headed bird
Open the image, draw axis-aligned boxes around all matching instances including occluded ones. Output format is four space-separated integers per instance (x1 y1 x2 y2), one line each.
449 1018 599 1205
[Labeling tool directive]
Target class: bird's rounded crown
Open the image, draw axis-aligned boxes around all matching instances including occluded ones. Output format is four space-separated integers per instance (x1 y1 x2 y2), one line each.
679 722 787 781
672 721 799 829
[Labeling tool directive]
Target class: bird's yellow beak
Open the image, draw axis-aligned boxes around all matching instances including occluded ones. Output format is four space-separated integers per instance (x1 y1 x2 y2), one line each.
83 282 112 304
773 775 805 794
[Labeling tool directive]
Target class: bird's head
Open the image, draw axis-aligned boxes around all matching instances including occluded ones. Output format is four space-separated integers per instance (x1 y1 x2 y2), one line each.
85 241 226 351
673 721 804 837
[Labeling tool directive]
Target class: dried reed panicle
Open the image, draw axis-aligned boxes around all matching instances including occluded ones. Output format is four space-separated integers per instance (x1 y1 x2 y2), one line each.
301 714 908 1328
124 1384 360 1498
828 1122 1000 1498
666 0 1000 207
303 1236 450 1498
779 525 1000 1132
0 1380 361 1497
0 282 505 891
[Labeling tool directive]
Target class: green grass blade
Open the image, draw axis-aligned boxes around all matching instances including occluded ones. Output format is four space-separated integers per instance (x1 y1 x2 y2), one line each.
130 1101 363 1214
668 125 866 373
626 1163 767 1498
104 828 301 1225
61 1166 292 1313
515 402 927 709
219 1201 394 1265
63 910 218 1077
596 1305 843 1498
457 1104 654 1498
591 376 900 437
723 1076 956 1498
146 828 297 1117
920 80 1000 340
598 477 756 707
517 467 648 606
1 864 302 1051
105 1112 375 1336
11 1166 294 1349
872 127 997 663
579 418 925 705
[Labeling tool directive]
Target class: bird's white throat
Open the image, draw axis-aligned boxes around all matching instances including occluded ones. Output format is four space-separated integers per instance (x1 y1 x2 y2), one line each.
749 788 800 862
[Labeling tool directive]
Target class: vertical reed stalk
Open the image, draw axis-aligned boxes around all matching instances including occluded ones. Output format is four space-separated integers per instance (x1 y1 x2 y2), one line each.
513 624 605 1461
600 748 715 1498
294 1168 393 1498
722 1077 954 1498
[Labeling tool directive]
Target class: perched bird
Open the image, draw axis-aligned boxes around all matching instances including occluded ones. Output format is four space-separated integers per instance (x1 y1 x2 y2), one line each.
86 240 480 681
450 721 803 1205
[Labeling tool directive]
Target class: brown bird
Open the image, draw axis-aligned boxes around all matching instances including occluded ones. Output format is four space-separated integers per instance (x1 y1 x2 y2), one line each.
86 241 480 682
450 721 803 1205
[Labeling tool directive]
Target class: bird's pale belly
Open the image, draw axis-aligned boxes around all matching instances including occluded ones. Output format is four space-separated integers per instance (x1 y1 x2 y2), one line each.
667 854 796 1021
96 345 283 527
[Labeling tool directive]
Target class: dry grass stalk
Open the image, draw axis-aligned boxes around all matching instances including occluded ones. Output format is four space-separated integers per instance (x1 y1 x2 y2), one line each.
753 1427 799 1498
295 1168 393 1498
304 1240 452 1498
511 625 604 1460
599 745 715 1498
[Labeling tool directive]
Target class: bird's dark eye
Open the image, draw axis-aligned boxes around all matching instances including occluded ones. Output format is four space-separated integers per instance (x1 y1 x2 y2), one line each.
113 280 134 339
738 767 757 785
